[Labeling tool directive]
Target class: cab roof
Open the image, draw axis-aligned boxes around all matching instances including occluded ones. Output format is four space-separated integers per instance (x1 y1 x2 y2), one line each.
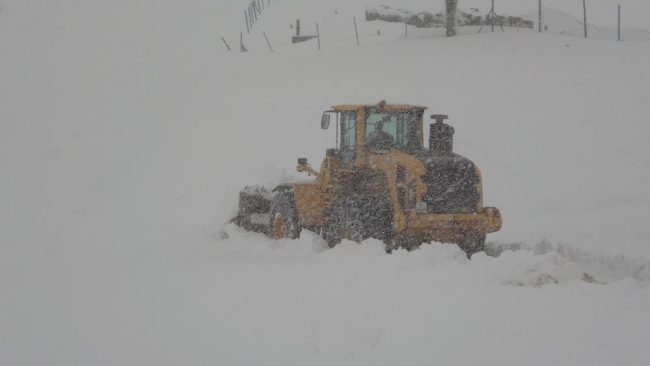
331 102 427 111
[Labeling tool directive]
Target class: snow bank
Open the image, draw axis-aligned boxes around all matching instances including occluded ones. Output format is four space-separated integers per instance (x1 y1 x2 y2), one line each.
216 227 646 288
488 239 650 286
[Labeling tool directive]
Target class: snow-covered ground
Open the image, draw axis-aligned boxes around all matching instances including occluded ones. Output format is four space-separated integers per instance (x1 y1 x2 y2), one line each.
521 6 650 42
2 0 650 365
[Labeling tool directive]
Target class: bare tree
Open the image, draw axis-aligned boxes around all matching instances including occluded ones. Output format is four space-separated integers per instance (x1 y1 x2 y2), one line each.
446 0 458 37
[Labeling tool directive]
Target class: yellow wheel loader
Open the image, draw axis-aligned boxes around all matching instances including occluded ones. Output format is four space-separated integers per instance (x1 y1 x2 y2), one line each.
233 101 502 257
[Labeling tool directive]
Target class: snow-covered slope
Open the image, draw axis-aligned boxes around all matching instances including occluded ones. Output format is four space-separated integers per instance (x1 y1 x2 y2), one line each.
521 6 650 42
2 0 650 365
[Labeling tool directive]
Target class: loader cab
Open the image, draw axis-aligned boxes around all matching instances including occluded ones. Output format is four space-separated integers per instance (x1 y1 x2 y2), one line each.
323 102 426 168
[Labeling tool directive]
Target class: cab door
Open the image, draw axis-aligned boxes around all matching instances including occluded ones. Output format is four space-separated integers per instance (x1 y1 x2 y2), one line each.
340 110 358 168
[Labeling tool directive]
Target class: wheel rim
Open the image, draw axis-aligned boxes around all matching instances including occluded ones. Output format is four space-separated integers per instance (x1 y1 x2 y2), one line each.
272 213 286 239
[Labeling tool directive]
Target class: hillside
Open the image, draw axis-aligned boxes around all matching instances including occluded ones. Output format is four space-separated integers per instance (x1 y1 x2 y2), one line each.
2 0 650 365
521 6 650 42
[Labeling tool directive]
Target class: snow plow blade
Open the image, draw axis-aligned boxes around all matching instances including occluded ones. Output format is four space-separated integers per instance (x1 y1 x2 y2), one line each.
231 186 276 236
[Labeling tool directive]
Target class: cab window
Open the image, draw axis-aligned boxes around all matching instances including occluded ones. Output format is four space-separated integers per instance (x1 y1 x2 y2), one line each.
365 112 418 149
340 111 357 167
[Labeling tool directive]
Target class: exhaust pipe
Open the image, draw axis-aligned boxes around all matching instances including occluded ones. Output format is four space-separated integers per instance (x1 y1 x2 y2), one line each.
429 114 454 155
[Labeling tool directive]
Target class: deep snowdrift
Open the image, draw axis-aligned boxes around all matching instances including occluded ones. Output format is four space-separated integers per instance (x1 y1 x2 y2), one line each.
1 0 650 365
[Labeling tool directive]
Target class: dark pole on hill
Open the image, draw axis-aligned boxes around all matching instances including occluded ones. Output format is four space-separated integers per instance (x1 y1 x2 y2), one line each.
245 11 250 33
491 0 495 33
539 0 542 33
317 23 321 50
221 37 231 51
354 17 360 46
263 32 273 52
404 11 408 38
618 5 621 41
445 0 458 37
583 0 588 38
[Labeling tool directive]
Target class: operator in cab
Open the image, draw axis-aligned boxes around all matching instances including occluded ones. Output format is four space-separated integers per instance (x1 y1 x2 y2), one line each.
366 120 394 149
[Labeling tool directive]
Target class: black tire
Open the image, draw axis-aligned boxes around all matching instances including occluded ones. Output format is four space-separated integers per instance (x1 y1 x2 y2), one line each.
323 200 362 247
459 235 486 259
269 189 301 240
324 195 392 248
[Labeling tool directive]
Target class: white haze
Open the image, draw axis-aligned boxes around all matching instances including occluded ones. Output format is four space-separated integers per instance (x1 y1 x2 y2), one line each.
1 0 649 365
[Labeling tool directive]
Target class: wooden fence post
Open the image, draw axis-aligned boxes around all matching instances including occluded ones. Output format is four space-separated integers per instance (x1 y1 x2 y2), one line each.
263 32 273 52
539 0 542 32
618 5 621 41
317 23 321 50
222 37 231 51
583 0 588 38
240 32 247 52
354 17 360 46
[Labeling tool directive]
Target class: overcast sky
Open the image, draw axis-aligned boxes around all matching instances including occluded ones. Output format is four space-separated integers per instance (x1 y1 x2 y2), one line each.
390 0 650 29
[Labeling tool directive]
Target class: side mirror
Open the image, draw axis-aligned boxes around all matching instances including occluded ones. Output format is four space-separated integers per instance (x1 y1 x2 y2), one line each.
297 158 308 166
321 114 330 129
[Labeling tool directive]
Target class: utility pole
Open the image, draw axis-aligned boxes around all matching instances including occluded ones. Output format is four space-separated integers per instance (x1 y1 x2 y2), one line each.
445 0 458 37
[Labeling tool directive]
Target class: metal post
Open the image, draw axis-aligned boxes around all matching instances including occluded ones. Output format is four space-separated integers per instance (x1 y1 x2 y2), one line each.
539 0 542 33
335 113 339 149
222 37 231 51
583 0 588 38
245 11 250 33
317 23 321 50
354 17 360 46
491 0 495 33
405 11 408 38
240 31 243 52
618 5 621 41
263 32 273 52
